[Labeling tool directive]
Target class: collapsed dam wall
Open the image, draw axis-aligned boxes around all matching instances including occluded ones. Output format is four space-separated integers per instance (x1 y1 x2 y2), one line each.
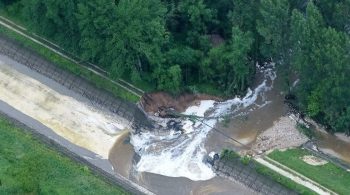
0 35 152 131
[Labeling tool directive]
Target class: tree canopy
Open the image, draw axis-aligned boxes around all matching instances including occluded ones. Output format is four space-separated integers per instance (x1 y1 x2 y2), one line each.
2 0 349 134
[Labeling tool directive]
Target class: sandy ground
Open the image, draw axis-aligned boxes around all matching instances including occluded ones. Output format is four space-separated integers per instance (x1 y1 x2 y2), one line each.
250 116 309 154
0 57 128 159
302 155 328 166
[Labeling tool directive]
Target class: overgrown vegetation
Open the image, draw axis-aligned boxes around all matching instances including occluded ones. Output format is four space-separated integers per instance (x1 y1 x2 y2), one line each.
297 124 315 139
0 116 128 194
0 0 349 133
269 148 350 195
220 149 240 161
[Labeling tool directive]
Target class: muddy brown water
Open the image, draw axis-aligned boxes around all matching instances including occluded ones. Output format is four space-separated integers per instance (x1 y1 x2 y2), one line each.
1 51 349 194
108 71 287 194
108 135 252 195
315 131 350 163
109 70 350 194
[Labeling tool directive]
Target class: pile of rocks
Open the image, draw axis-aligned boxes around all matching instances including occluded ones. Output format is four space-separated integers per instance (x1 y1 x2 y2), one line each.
251 116 309 154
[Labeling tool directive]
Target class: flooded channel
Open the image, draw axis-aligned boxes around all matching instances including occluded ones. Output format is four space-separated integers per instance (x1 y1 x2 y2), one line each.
1 52 349 195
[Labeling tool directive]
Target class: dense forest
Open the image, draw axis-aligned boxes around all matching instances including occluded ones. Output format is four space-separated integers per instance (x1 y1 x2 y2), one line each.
0 0 349 134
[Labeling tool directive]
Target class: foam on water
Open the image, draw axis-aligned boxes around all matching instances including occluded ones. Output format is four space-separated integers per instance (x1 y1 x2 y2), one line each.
130 63 276 181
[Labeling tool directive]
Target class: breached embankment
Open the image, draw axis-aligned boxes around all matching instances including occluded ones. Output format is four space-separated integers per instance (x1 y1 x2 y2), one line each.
131 63 277 181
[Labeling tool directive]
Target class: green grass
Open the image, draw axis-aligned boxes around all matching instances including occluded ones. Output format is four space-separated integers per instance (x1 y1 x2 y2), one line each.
220 149 316 194
0 24 139 103
268 148 350 195
254 161 317 195
0 116 128 194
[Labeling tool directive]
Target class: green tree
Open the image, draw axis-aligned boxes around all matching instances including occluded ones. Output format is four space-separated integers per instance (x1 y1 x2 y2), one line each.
228 0 261 60
76 0 113 64
107 0 167 82
77 0 167 82
203 27 253 95
257 0 290 60
290 2 350 134
156 65 182 92
204 0 234 38
22 0 80 52
177 0 214 50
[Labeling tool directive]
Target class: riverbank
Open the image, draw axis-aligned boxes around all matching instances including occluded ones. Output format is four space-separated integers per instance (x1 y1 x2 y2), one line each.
249 116 309 154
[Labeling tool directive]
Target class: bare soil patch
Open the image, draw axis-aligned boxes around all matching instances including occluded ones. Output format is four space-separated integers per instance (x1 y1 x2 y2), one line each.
301 155 328 166
140 92 222 116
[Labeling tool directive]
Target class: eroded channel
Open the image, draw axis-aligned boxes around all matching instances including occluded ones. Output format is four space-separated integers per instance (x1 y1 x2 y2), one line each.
1 52 350 195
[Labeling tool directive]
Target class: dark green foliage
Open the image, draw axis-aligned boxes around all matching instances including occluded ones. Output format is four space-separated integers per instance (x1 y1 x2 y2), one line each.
220 149 240 160
156 64 182 92
257 0 290 60
297 124 315 139
203 27 254 95
22 0 81 52
290 3 350 134
1 0 350 134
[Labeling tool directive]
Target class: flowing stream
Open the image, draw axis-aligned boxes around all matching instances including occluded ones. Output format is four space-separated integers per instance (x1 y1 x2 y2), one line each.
1 52 350 195
129 63 276 181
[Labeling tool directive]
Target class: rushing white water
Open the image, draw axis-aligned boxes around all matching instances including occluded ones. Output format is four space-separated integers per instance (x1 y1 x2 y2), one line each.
131 64 276 181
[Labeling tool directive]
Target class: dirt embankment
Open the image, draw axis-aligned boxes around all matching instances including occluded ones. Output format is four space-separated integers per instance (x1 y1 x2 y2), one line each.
140 92 222 116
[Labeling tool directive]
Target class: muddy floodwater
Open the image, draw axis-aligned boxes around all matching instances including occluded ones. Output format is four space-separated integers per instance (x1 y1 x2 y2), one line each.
1 53 350 195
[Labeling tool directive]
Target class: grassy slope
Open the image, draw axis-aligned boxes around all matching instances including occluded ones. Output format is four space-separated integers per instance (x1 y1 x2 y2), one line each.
220 150 316 195
0 116 128 194
254 162 317 195
0 20 139 103
268 148 350 195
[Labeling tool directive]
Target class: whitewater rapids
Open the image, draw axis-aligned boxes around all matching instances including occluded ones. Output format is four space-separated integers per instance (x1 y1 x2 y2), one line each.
131 64 277 181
